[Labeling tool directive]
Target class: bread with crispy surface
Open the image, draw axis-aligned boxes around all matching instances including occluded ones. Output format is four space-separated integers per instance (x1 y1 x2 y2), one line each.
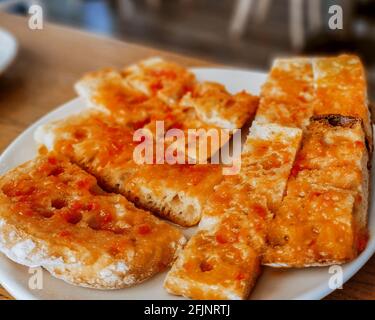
0 154 185 289
264 115 369 267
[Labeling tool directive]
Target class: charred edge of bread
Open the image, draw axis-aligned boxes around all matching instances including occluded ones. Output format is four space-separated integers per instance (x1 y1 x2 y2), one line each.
308 113 370 260
311 114 371 151
368 102 374 162
370 102 375 125
311 113 372 168
311 114 362 129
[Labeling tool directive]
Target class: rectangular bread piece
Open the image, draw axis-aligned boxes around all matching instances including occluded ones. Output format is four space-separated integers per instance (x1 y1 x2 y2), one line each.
121 57 197 106
255 58 314 129
200 122 302 229
264 184 357 267
164 229 261 300
76 57 259 136
153 82 259 162
164 180 267 300
264 115 369 267
165 122 301 300
34 112 136 179
142 107 235 164
239 121 303 211
313 54 372 149
0 153 185 289
180 81 259 130
124 57 259 130
75 67 174 130
34 113 223 227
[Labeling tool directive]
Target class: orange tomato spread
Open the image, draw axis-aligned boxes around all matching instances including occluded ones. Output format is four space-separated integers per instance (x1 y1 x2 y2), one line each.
255 58 314 129
264 115 369 266
0 154 184 268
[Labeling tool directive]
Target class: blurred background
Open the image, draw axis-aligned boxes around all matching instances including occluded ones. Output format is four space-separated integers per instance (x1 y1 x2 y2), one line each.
1 0 375 97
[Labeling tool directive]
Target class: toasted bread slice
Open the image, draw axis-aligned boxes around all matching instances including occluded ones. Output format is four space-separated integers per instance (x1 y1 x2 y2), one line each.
313 55 372 150
34 112 136 178
199 177 270 249
290 115 369 231
255 58 314 129
147 80 259 162
122 57 196 106
75 67 174 129
164 229 261 300
264 115 369 267
200 122 302 228
164 182 266 299
75 58 259 161
240 121 303 211
264 184 357 267
119 162 223 227
164 122 302 299
124 56 255 132
0 154 185 289
34 114 223 227
75 58 195 118
180 81 259 130
143 107 233 163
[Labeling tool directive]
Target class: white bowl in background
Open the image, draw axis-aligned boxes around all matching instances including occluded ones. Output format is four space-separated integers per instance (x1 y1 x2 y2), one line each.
0 27 18 75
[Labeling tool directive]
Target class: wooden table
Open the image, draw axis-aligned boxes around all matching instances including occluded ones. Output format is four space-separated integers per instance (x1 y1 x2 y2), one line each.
0 12 374 300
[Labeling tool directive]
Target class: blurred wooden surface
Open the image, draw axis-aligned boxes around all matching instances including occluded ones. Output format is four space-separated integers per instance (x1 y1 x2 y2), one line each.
0 12 374 300
0 286 12 300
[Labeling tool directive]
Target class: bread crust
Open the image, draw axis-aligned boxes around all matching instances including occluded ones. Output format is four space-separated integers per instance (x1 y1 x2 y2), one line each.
34 114 224 227
120 162 223 227
0 154 186 289
76 57 258 132
180 81 259 130
240 121 303 211
313 55 373 153
263 114 370 267
164 227 261 300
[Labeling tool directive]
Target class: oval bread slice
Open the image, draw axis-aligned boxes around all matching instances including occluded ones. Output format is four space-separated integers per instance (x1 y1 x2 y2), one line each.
0 154 186 289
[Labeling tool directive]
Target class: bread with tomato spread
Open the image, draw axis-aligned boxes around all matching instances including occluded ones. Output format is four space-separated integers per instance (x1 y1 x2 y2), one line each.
240 121 303 211
165 122 302 300
164 179 266 300
75 67 176 130
112 57 259 130
313 55 372 152
264 115 369 267
34 113 223 227
74 57 194 127
180 81 259 130
199 121 302 231
254 57 315 129
121 57 197 106
74 58 259 164
75 57 259 134
0 154 186 289
118 161 223 227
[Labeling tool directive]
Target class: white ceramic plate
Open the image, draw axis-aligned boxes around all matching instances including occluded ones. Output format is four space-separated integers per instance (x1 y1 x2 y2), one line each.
0 28 17 75
0 68 374 300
